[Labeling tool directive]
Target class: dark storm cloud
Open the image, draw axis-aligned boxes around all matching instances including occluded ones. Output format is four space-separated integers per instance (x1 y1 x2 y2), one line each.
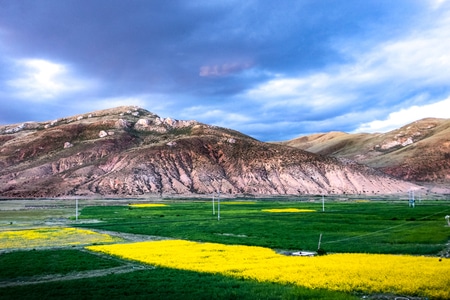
1 0 412 94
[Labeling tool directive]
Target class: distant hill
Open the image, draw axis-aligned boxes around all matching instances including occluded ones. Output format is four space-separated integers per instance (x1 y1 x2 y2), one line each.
0 106 418 198
280 118 450 193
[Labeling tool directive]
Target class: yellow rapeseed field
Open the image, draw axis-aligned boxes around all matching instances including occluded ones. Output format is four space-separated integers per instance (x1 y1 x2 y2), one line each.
128 203 168 208
262 208 316 213
0 227 120 249
88 240 450 298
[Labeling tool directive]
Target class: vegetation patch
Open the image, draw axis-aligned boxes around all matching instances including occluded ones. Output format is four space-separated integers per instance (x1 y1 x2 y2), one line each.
77 200 450 254
0 249 123 279
0 266 355 300
88 239 450 299
220 201 256 205
261 208 316 213
128 203 168 208
1 199 449 299
0 227 121 249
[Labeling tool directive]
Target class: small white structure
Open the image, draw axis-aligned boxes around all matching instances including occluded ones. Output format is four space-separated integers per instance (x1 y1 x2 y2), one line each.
292 251 316 257
445 215 450 226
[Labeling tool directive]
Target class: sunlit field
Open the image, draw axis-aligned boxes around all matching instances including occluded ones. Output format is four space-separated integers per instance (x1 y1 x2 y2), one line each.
1 197 449 299
128 203 168 208
0 227 121 249
88 239 450 299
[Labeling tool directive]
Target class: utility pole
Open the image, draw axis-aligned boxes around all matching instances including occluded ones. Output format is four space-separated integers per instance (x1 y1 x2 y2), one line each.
217 191 221 221
318 233 322 250
75 199 78 221
409 190 415 208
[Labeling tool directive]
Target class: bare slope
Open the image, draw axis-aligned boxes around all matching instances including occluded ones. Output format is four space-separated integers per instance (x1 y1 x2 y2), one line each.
282 118 450 189
0 106 417 198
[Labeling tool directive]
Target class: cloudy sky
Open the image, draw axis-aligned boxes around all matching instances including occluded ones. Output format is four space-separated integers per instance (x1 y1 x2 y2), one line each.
1 0 449 141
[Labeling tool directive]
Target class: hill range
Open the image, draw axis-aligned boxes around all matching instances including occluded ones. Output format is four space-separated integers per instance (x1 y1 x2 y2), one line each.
1 106 442 198
280 118 450 194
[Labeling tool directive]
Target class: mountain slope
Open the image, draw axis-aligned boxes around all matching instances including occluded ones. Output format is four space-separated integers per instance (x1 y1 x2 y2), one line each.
0 106 418 198
281 118 450 191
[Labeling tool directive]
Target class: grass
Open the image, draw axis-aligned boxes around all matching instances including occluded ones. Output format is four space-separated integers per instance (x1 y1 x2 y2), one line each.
0 266 357 300
76 199 450 255
0 227 122 249
1 198 448 299
0 249 123 280
87 240 450 299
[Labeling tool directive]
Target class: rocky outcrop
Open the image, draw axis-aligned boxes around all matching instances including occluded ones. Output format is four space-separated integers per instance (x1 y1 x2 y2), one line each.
0 106 419 198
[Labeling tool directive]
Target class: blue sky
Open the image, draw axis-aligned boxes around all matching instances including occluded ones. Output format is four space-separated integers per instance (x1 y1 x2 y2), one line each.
1 0 449 141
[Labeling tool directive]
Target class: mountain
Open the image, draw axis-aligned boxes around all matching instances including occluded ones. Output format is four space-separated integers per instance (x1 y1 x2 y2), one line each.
0 106 418 198
281 118 450 193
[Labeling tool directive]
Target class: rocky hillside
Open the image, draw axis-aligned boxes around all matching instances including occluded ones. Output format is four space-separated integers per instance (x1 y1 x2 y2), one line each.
0 106 418 198
281 118 450 193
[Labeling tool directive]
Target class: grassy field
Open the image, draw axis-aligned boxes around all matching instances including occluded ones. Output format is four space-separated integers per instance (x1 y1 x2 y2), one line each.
0 249 123 280
76 199 450 255
0 264 356 300
0 197 449 299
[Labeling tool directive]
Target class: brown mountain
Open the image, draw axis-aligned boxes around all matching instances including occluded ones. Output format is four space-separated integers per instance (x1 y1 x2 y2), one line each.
281 118 450 193
0 106 418 198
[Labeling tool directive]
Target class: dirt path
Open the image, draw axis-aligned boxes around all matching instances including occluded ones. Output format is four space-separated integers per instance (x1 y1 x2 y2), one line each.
0 263 152 288
0 228 163 288
86 228 171 243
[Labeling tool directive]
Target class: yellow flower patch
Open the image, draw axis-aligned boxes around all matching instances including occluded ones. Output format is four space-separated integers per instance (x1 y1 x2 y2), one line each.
262 208 316 213
0 227 120 249
88 240 450 298
128 204 168 208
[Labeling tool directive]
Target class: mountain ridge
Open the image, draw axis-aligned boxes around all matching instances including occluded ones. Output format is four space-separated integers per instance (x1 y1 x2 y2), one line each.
0 106 420 198
281 118 450 193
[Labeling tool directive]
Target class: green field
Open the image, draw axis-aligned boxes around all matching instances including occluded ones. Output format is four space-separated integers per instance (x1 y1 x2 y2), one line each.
0 249 123 280
76 199 450 255
0 261 355 300
1 198 449 299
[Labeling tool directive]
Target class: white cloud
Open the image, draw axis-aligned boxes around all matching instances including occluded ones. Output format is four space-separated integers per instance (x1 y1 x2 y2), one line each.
181 106 252 127
88 96 148 111
244 5 450 130
354 96 450 133
7 58 92 100
431 0 448 9
246 73 355 112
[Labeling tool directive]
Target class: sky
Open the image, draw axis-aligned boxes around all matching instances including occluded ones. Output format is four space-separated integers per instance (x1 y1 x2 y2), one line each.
0 0 449 141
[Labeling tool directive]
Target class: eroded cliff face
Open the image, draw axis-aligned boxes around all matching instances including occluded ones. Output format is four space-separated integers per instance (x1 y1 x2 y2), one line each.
0 106 418 198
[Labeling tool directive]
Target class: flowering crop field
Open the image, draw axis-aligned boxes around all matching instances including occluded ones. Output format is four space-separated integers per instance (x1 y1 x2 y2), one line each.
88 239 450 299
128 203 168 208
0 227 121 249
1 199 449 299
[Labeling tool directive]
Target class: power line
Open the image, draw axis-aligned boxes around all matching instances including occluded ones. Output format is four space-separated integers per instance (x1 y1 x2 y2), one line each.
322 209 449 245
